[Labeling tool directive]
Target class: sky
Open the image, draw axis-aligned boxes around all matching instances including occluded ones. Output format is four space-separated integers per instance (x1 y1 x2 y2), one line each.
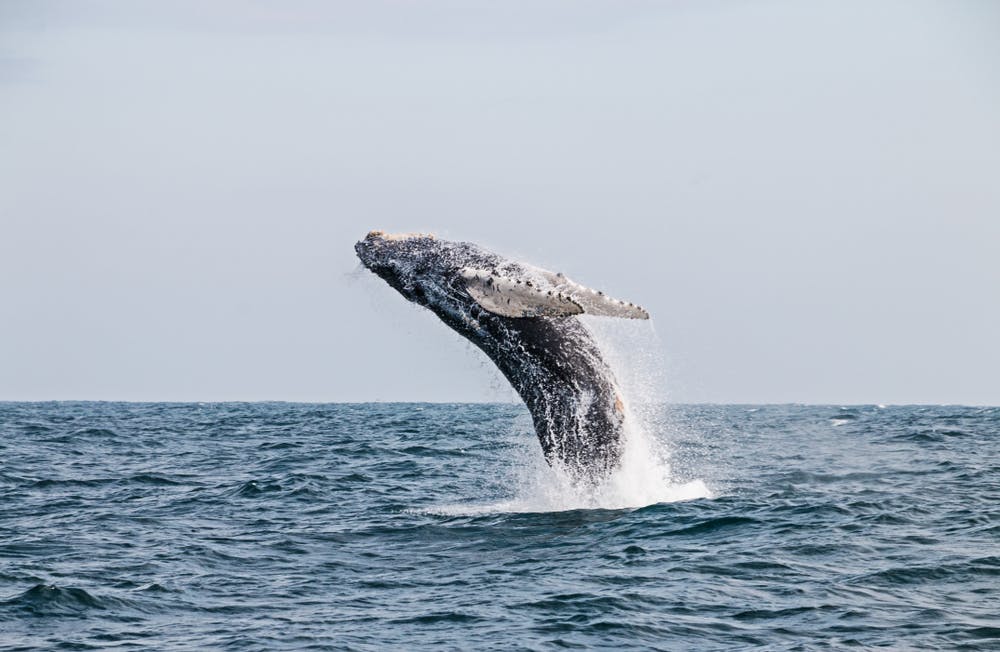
1 0 998 405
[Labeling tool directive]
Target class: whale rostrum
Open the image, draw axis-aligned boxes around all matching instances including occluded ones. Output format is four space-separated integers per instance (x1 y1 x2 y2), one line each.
355 230 649 482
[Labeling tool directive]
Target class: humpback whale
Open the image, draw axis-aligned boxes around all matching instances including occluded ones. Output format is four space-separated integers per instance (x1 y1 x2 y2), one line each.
355 231 650 482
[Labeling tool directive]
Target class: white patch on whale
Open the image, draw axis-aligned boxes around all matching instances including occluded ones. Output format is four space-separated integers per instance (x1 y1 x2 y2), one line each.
460 267 650 320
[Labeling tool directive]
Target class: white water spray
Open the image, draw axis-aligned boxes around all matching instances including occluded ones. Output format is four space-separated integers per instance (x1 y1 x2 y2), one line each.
428 317 711 516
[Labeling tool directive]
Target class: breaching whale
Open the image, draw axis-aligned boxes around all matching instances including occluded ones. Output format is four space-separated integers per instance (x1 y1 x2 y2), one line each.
355 231 650 482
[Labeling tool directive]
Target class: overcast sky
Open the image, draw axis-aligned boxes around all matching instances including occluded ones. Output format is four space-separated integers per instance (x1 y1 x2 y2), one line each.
2 1 998 404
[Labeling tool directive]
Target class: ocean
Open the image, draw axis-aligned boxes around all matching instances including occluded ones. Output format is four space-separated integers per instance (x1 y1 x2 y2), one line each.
1 401 997 650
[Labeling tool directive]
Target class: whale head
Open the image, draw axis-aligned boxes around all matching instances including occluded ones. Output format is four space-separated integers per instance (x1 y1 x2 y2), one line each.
356 230 442 302
355 230 650 321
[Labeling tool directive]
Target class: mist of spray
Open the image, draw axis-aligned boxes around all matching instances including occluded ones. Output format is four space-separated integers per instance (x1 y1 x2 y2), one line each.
430 317 712 515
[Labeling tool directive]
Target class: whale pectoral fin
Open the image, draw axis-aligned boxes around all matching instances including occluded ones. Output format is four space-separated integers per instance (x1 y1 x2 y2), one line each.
460 268 584 318
539 272 651 320
566 289 650 320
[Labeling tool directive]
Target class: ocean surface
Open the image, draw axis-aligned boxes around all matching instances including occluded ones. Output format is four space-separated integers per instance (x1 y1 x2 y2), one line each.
1 401 998 650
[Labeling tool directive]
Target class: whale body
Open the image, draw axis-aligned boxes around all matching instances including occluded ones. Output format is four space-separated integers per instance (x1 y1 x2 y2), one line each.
355 231 650 482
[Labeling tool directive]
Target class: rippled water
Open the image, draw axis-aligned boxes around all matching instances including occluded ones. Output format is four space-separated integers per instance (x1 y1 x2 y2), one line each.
1 402 998 650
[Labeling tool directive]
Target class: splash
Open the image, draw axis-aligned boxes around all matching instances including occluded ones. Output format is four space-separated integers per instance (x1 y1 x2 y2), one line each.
426 317 712 516
425 428 711 516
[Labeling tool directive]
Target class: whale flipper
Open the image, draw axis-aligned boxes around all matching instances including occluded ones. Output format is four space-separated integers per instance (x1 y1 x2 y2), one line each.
460 267 649 320
459 268 584 318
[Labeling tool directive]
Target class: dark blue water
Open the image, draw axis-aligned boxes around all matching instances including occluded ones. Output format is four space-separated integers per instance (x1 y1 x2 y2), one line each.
1 402 998 650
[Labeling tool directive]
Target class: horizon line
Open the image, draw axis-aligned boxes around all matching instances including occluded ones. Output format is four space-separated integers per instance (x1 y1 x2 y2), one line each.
1 399 997 408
